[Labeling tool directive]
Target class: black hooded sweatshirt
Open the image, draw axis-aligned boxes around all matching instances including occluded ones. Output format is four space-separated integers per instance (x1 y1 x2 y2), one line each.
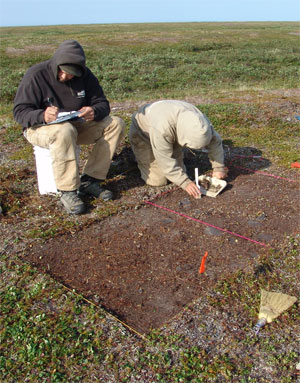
13 40 110 129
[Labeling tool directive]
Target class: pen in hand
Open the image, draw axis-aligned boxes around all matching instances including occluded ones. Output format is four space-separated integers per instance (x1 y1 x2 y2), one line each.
44 97 59 123
46 97 53 107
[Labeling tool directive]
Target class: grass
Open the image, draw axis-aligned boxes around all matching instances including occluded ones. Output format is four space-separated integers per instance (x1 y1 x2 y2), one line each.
1 22 299 103
1 237 299 382
0 22 299 382
199 103 300 166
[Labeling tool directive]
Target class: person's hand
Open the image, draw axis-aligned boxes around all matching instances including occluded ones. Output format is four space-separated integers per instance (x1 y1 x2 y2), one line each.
79 106 95 122
185 181 201 199
212 169 227 179
44 106 59 123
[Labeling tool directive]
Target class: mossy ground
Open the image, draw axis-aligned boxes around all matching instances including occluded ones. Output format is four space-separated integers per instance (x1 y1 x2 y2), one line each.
0 22 299 382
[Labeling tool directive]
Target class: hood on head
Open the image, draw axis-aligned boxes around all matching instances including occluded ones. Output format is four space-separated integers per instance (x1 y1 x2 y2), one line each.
51 40 86 79
176 110 212 149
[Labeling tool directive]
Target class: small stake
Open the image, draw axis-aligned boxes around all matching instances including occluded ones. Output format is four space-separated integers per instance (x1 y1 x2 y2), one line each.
195 168 199 189
199 251 208 274
195 167 202 199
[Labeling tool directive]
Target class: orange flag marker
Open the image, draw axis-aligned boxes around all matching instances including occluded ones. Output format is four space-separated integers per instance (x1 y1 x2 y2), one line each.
199 251 208 274
291 162 300 168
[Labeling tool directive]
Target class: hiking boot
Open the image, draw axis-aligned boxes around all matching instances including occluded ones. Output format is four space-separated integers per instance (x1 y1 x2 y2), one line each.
60 191 86 214
79 175 113 201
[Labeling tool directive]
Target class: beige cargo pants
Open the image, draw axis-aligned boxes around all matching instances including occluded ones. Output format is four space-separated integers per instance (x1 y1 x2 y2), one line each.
129 114 184 186
25 116 125 191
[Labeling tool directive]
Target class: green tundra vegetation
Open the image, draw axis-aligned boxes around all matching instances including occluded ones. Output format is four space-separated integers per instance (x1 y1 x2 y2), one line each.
1 22 299 164
1 22 299 103
0 22 299 383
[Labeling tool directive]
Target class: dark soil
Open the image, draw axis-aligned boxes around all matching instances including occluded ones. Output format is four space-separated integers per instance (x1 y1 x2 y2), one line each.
198 177 222 194
22 163 300 334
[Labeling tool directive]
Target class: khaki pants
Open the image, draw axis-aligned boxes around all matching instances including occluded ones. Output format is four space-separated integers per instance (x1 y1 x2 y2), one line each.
129 114 184 186
26 116 125 191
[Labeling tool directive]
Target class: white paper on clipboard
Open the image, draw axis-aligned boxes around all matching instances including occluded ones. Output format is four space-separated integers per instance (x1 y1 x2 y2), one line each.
46 111 82 125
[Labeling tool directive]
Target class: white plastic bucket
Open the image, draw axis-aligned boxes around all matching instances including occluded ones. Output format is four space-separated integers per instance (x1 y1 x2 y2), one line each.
34 146 80 194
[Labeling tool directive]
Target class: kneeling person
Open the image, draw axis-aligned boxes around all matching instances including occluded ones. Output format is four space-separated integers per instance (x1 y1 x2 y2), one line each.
129 100 226 199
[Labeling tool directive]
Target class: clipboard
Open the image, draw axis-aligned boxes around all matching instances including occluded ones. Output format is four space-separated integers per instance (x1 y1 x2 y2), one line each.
46 111 82 125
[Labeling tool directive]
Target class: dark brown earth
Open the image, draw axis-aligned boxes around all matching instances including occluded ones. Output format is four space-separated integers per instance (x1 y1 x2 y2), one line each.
22 156 300 334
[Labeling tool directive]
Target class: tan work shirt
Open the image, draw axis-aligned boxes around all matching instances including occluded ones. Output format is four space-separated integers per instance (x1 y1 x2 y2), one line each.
133 100 224 189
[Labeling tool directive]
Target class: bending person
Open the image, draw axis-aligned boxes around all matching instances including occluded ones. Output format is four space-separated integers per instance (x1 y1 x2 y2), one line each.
129 100 226 198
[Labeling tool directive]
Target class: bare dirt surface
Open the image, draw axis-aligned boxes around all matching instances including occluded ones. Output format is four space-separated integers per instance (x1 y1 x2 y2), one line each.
1 93 299 337
21 160 300 334
1 93 300 382
6 45 56 56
